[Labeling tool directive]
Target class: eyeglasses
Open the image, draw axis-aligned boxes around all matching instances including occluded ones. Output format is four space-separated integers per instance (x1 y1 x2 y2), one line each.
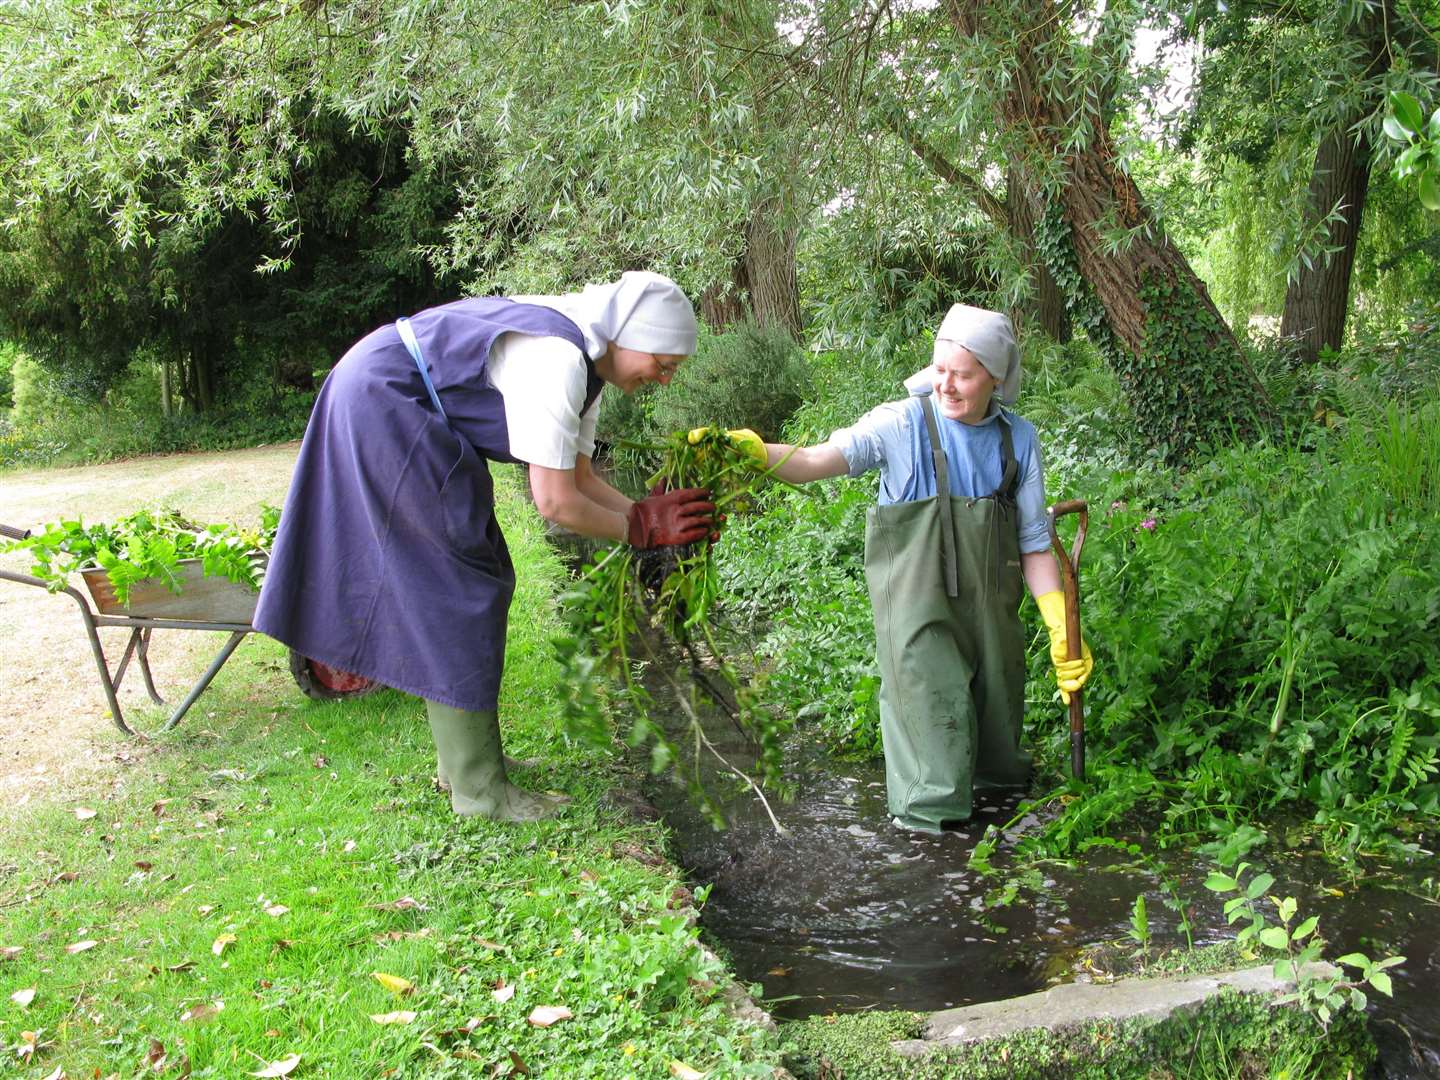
655 356 683 377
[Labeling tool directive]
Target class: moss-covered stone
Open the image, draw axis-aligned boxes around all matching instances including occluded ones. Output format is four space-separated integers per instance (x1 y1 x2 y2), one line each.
779 987 1375 1079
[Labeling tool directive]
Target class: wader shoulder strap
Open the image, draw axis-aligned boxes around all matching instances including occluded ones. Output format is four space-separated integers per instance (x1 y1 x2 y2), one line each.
919 397 961 598
993 419 1019 508
396 317 449 423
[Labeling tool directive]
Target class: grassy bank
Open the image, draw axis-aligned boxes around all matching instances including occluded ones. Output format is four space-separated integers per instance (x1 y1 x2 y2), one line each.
0 470 780 1078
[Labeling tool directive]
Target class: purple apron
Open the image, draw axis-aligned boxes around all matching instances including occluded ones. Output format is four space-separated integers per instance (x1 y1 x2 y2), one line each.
254 298 601 710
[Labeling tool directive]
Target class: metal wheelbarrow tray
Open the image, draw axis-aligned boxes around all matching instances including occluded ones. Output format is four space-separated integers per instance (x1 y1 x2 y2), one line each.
1 523 378 737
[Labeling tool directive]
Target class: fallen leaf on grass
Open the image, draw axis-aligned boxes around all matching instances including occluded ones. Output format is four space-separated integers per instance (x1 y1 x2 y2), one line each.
40 1066 65 1080
370 896 427 912
368 1010 417 1025
134 861 153 871
342 840 357 853
180 1001 224 1023
372 972 414 995
146 1039 167 1071
526 1005 572 1027
0 945 21 960
249 1053 301 1077
65 939 98 954
491 982 515 1004
212 933 237 957
263 904 289 918
10 987 35 1007
374 928 432 943
74 807 97 820
56 871 79 882
669 1062 706 1080
151 799 170 817
166 960 196 973
507 1050 530 1075
13 1029 38 1059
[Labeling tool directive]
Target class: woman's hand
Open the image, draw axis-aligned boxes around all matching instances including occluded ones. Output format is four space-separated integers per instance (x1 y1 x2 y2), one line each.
625 487 715 549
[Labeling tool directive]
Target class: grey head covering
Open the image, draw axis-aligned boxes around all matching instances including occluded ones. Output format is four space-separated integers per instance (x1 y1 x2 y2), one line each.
903 304 1022 405
514 271 698 358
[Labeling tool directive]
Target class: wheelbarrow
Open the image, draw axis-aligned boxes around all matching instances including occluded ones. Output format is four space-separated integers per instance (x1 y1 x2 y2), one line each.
0 522 379 737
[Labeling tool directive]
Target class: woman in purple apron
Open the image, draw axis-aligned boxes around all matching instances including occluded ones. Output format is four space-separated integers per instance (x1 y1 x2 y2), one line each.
255 272 713 822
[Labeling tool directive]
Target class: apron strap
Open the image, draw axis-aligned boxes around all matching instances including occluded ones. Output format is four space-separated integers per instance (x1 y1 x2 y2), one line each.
396 317 449 423
919 397 961 598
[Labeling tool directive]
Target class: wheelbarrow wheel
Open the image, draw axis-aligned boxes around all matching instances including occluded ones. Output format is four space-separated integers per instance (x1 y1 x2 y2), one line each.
289 649 382 701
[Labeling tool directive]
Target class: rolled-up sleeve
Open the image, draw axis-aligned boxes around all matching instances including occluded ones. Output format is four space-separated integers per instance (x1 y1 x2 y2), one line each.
1014 433 1050 554
828 402 911 478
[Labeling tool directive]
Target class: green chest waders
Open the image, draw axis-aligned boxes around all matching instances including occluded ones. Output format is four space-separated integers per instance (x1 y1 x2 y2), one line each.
863 399 1029 832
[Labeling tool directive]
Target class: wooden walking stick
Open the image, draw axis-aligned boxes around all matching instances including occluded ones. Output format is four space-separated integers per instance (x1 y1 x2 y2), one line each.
1047 500 1089 782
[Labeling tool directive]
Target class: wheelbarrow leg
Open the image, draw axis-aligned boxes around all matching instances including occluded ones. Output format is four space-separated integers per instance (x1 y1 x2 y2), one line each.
135 628 164 705
163 631 248 732
68 590 135 736
112 627 165 706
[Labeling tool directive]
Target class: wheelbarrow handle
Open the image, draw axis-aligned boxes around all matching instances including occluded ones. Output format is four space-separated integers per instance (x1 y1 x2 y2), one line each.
1046 500 1088 783
0 523 31 541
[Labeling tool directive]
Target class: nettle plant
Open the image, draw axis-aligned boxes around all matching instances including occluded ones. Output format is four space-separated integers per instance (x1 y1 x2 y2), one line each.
1205 863 1405 1027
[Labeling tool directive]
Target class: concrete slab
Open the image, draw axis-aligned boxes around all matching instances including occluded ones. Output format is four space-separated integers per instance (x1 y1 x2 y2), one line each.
892 962 1335 1057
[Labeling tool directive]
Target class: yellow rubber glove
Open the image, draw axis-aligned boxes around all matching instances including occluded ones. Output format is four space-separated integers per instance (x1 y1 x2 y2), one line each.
1034 590 1093 705
687 427 768 468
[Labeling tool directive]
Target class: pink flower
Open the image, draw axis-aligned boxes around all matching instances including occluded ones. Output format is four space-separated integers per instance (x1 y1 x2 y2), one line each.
1139 517 1157 532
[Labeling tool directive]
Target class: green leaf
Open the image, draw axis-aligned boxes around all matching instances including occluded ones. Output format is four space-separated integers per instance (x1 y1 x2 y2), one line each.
1349 988 1368 1012
1391 91 1425 136
1373 956 1407 970
1368 970 1393 996
1259 926 1290 951
1275 895 1296 922
1384 114 1413 143
1291 915 1319 940
1418 169 1440 212
1431 108 1440 140
1334 953 1370 969
1273 958 1293 982
1204 872 1238 893
1245 872 1274 899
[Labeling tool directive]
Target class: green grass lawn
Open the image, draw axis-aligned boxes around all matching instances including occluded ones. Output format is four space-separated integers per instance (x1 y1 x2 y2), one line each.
0 472 781 1078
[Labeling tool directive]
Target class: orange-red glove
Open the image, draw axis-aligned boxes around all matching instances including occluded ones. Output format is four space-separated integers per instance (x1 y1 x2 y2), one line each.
626 487 715 549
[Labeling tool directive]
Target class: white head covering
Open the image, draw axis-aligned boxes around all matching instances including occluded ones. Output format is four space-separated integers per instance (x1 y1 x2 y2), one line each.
514 271 698 359
902 304 1022 405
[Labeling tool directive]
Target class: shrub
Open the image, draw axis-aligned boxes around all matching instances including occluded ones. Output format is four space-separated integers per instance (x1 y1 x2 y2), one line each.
647 319 812 442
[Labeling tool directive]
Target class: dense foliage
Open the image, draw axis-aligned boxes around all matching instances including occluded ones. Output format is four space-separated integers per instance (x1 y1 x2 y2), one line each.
713 321 1440 868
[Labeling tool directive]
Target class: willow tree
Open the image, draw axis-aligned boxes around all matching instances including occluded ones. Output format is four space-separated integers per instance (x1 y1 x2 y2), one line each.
1181 0 1437 365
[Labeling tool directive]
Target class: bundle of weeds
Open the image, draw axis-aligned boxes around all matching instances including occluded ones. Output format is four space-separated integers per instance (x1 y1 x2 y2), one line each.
555 429 790 830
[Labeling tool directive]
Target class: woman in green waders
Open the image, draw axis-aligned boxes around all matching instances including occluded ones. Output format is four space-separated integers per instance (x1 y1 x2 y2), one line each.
694 304 1093 833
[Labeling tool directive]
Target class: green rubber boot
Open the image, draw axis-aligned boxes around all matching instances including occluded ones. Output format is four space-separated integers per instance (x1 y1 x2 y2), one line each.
425 702 567 822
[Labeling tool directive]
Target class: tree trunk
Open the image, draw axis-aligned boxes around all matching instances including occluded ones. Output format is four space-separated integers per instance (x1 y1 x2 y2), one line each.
1278 127 1372 364
1278 2 1388 365
946 0 1271 460
159 357 173 418
1007 169 1070 344
700 200 802 338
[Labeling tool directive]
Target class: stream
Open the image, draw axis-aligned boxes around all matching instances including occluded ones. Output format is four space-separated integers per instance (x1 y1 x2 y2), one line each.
641 715 1440 1077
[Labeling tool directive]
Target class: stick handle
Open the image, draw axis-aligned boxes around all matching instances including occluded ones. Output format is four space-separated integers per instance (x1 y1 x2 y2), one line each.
1047 500 1089 782
0 523 31 541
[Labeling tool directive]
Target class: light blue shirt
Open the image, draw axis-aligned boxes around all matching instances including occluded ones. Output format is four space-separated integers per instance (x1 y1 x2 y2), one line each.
829 394 1050 554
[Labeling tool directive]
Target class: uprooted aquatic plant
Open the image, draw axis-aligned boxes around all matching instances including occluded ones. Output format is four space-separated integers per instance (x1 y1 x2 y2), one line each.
3 507 279 604
554 428 792 831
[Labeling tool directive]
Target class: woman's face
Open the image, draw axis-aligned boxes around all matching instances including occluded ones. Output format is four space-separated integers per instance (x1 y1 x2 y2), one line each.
598 344 686 394
931 343 999 424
